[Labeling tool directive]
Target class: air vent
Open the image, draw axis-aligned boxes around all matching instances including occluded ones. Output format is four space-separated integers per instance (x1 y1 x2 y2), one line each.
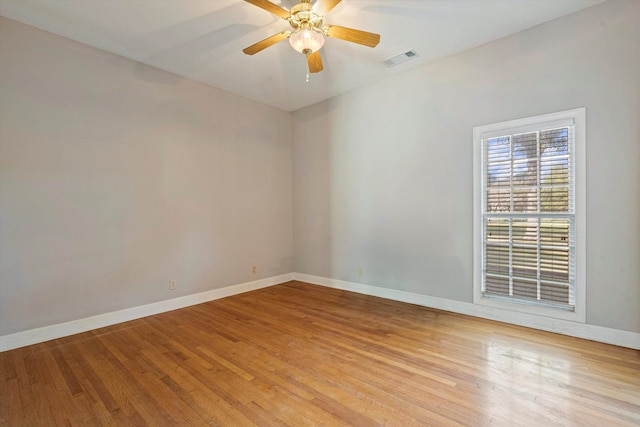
383 50 419 68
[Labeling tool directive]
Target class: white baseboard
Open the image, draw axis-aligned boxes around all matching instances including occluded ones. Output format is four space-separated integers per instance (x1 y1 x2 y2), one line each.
294 273 640 350
0 273 294 352
3 272 638 352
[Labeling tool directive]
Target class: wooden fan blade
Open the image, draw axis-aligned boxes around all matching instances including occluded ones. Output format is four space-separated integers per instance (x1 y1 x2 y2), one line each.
243 0 290 19
307 50 324 73
243 32 289 55
313 0 342 15
324 25 380 47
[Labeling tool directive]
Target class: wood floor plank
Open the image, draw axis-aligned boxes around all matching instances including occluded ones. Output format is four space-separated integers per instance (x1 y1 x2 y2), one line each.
2 281 639 426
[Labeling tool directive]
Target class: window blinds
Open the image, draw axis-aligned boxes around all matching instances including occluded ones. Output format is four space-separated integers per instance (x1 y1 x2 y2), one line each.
481 122 575 309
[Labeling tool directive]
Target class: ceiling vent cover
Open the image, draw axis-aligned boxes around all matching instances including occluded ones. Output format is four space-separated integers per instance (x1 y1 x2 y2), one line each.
383 50 419 68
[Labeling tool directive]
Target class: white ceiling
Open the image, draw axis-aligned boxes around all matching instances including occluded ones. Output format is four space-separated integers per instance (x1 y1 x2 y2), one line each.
0 0 605 112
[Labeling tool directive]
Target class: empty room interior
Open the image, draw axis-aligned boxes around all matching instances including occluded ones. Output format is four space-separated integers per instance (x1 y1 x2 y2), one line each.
1 0 639 425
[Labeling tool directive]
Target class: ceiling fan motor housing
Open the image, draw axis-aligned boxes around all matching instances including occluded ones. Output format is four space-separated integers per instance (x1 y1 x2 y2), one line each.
289 2 324 31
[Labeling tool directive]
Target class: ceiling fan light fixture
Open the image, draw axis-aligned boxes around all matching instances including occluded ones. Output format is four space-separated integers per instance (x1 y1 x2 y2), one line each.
289 28 325 54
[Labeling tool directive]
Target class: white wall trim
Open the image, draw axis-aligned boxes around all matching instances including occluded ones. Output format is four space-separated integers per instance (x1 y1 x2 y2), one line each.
294 273 640 350
0 273 294 352
3 272 638 352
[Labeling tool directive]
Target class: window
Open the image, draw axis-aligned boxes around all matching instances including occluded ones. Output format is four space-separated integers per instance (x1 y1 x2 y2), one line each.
473 108 585 322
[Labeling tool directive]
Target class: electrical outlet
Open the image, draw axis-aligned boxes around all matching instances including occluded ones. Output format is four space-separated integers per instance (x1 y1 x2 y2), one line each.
169 280 176 290
252 266 257 275
358 267 364 277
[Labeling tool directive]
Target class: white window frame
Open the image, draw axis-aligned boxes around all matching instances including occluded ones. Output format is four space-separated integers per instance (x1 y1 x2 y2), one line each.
473 108 586 322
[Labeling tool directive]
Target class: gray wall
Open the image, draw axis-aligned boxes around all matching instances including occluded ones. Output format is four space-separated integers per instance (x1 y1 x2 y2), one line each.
0 18 293 335
293 0 640 333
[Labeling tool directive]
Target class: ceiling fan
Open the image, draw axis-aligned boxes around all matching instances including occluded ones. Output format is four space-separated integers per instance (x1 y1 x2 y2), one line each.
242 0 381 73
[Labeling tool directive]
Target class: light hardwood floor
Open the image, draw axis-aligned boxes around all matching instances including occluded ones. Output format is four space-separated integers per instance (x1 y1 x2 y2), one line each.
1 281 639 426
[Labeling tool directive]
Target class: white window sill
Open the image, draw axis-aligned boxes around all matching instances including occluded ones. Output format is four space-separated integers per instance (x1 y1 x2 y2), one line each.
473 292 586 323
